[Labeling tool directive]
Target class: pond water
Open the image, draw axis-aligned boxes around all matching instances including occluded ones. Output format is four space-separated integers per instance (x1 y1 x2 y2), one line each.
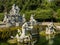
0 34 60 45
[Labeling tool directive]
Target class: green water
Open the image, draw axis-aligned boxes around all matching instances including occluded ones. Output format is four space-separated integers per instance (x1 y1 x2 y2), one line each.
0 34 60 45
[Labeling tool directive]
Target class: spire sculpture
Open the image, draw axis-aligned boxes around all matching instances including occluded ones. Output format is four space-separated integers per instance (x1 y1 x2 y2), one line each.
15 5 20 15
30 14 37 26
14 22 33 42
10 4 20 15
22 14 26 23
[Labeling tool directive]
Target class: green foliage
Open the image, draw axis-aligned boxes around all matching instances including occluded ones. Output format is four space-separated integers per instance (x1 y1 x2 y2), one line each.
0 13 4 21
55 9 60 22
0 27 21 39
35 9 53 19
22 9 53 21
0 0 60 21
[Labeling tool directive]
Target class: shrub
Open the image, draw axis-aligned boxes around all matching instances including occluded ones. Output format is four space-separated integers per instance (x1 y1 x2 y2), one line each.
0 27 21 40
0 13 4 21
55 9 60 22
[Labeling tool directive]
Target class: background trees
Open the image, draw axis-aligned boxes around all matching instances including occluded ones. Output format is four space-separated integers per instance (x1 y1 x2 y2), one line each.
0 0 60 22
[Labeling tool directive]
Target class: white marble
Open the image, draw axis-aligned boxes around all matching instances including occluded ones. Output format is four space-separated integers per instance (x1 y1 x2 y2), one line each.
3 12 7 23
46 22 55 34
30 14 36 26
20 22 28 39
10 4 20 15
22 14 26 23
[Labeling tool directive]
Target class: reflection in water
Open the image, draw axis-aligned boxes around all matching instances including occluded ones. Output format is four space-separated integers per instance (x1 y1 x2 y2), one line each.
1 34 60 45
16 40 37 45
46 35 55 45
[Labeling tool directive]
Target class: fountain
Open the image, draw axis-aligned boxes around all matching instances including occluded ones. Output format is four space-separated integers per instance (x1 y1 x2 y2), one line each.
1 4 26 27
19 22 33 43
10 22 33 43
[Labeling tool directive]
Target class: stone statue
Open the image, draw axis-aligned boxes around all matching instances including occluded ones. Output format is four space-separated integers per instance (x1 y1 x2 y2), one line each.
22 14 26 23
15 29 21 42
3 12 7 23
30 14 36 26
19 22 33 43
10 22 33 42
10 4 16 15
15 6 20 15
20 22 28 39
10 4 20 15
46 22 55 34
